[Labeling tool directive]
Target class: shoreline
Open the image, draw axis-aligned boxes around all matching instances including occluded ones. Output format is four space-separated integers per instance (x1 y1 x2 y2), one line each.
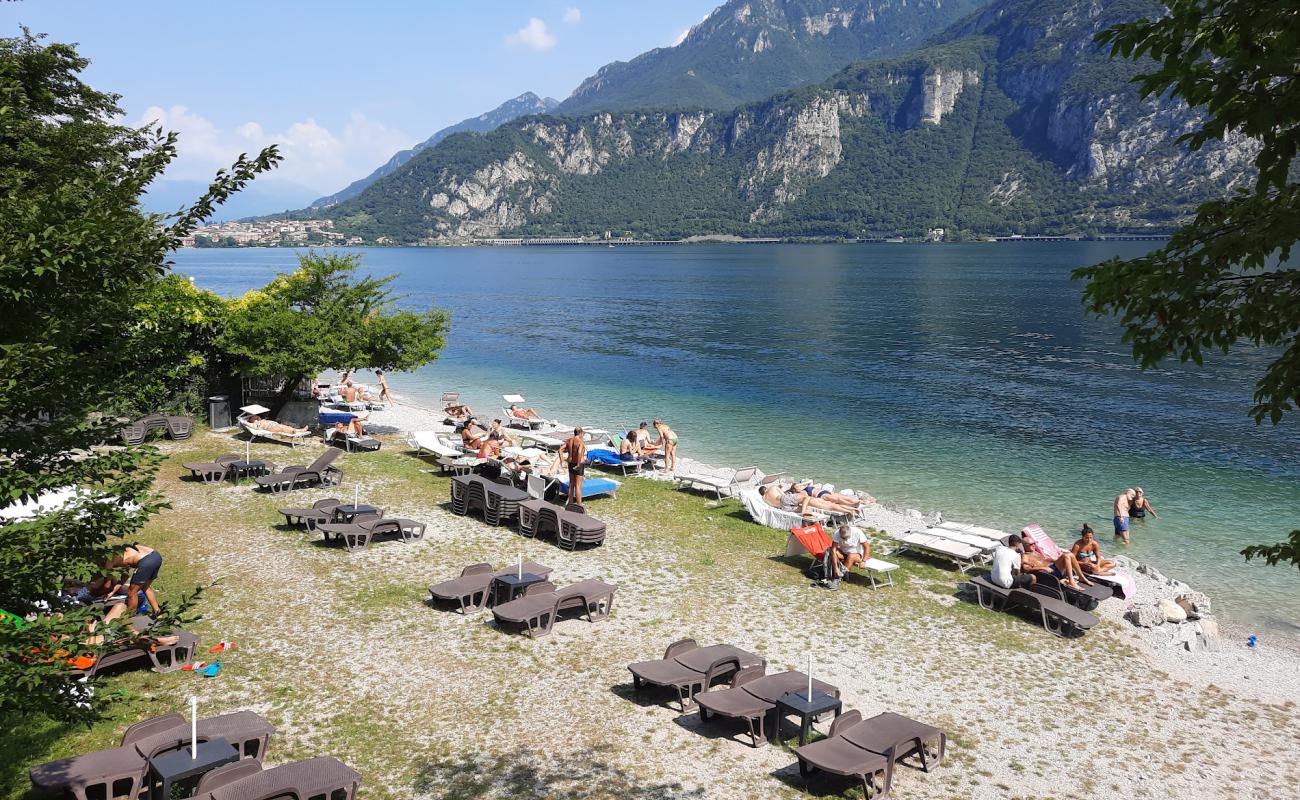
353 380 1299 656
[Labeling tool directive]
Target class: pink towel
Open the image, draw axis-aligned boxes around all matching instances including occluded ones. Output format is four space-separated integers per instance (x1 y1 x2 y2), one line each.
1020 524 1065 560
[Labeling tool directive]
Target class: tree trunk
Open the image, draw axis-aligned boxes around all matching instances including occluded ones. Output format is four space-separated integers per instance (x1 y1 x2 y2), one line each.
267 374 303 419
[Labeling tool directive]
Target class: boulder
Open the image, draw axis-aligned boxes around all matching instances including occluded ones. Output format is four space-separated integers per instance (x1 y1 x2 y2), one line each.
1177 591 1212 619
1195 618 1221 652
1126 604 1165 628
905 508 924 520
1159 598 1187 624
923 510 944 526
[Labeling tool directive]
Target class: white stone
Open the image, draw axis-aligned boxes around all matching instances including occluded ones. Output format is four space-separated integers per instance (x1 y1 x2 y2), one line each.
1160 598 1188 624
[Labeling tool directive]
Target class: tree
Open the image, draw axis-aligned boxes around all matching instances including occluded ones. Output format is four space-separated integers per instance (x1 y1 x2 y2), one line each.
0 30 279 722
1074 1 1300 569
218 253 449 416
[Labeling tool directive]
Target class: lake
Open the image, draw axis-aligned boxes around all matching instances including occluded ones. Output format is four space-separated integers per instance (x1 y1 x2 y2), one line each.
173 243 1300 636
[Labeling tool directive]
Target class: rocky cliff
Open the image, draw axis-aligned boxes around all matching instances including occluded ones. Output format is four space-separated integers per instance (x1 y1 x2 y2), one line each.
328 0 1255 241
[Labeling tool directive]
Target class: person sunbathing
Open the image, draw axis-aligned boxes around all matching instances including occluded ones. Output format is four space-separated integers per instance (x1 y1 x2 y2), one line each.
332 416 366 438
760 484 801 513
794 481 864 510
1021 536 1093 589
445 403 473 421
508 404 544 421
786 483 858 515
488 419 516 446
1071 525 1116 575
478 436 504 459
245 414 308 435
461 418 487 450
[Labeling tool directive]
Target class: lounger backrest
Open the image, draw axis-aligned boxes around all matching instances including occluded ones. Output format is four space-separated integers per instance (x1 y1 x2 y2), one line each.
313 498 341 511
216 455 241 466
730 664 765 688
461 563 493 577
790 523 833 558
526 475 548 500
305 447 342 473
194 760 264 794
828 709 863 738
441 391 459 404
663 638 698 659
731 467 758 485
525 581 556 596
565 502 585 514
120 713 185 746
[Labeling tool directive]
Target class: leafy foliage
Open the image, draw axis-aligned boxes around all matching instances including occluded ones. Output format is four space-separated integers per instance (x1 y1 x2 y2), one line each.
0 30 279 721
218 253 449 414
1070 0 1300 569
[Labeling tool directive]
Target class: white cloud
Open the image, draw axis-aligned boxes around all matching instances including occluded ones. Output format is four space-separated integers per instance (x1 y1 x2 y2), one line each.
134 105 414 194
505 17 556 51
563 7 581 24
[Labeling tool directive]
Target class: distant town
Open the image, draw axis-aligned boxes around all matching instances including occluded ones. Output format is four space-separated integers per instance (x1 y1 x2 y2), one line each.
180 219 362 248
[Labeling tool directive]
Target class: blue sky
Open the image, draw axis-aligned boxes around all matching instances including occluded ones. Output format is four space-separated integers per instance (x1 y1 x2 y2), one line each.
2 0 718 208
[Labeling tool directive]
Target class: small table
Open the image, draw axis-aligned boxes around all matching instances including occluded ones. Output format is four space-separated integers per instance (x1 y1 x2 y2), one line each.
146 737 239 800
334 504 378 523
491 572 545 606
226 460 269 482
775 690 842 746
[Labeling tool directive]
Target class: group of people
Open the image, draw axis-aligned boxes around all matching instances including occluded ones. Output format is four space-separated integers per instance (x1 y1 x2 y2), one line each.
989 525 1118 591
64 544 177 650
1112 486 1157 544
759 481 873 519
617 420 678 471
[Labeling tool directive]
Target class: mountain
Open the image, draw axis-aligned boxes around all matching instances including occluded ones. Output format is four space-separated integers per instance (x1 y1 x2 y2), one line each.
557 0 989 114
308 92 558 209
324 0 1256 242
144 178 319 222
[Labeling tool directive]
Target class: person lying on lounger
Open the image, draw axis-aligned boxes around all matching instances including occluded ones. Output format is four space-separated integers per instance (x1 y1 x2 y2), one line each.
1020 535 1094 589
332 416 367 438
245 415 309 435
508 404 544 421
1071 525 1116 575
793 481 865 510
784 483 859 515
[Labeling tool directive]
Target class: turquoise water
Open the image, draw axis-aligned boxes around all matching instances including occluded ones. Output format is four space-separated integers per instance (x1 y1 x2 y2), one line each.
173 244 1300 634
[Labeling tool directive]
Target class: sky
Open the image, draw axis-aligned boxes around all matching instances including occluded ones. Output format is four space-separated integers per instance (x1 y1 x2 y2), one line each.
2 0 719 211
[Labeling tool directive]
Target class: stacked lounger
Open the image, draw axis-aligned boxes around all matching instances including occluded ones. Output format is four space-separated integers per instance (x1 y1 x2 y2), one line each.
894 522 1003 572
451 475 529 526
518 499 608 549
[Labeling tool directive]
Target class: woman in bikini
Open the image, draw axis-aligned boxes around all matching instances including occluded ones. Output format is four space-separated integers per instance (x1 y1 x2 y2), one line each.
1071 525 1116 575
652 419 678 472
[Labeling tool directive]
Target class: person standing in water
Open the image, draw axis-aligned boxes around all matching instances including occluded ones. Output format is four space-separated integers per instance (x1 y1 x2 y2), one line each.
1130 487 1158 520
1113 488 1136 544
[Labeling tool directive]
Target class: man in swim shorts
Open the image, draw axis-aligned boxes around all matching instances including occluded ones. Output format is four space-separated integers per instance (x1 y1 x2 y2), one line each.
562 427 587 504
1113 488 1136 544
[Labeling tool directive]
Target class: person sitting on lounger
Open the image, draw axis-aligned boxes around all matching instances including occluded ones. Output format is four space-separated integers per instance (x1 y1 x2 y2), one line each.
332 415 367 438
461 417 487 450
1071 525 1116 575
508 404 544 422
245 414 308 435
630 423 660 455
488 419 516 447
990 534 1033 589
819 524 872 590
478 437 504 459
1020 533 1093 589
619 435 641 461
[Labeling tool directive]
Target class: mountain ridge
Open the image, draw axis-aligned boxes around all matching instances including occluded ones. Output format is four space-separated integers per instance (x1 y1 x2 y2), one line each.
308 92 558 209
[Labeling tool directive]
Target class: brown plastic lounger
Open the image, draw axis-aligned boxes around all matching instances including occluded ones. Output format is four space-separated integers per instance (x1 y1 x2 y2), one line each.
490 579 617 637
254 448 343 493
278 497 343 530
696 669 840 747
181 455 241 484
839 711 946 773
164 416 193 440
428 561 554 613
970 572 1099 637
318 515 426 552
628 640 767 710
29 711 275 800
794 710 897 800
194 756 361 800
74 615 199 678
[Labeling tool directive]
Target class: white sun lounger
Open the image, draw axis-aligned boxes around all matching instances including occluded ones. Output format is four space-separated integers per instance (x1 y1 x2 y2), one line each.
502 394 553 430
926 525 1002 553
674 466 758 500
236 413 311 448
408 431 463 459
739 487 831 530
894 531 986 572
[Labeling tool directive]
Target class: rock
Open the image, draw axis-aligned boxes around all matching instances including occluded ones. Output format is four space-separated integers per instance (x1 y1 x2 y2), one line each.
1160 598 1188 624
923 511 944 526
904 508 924 520
1178 591 1212 619
1126 604 1165 628
1196 618 1221 652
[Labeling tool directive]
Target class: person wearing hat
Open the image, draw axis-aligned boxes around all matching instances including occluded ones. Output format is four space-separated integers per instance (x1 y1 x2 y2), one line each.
652 419 678 472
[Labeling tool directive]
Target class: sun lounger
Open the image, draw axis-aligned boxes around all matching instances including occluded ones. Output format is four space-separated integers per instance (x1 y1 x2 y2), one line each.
740 487 832 530
71 615 198 678
552 475 620 500
194 756 361 800
318 512 427 553
926 523 1003 553
786 523 899 588
236 408 311 448
181 454 241 484
30 711 274 800
490 579 617 637
795 709 945 798
673 465 758 500
586 448 648 476
254 448 342 493
428 561 554 613
628 639 767 711
517 499 608 549
278 497 343 530
894 531 986 572
324 428 381 452
696 668 840 747
970 572 1099 637
409 430 463 459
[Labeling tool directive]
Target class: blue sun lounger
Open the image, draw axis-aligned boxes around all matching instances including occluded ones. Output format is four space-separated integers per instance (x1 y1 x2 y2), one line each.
586 448 646 476
555 476 620 500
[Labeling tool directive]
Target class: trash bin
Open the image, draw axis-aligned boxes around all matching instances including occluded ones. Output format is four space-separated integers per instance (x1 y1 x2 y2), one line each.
207 395 231 429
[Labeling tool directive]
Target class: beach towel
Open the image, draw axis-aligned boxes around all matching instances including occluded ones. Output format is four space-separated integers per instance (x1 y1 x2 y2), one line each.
1021 524 1065 560
319 411 357 426
555 476 620 500
586 448 636 467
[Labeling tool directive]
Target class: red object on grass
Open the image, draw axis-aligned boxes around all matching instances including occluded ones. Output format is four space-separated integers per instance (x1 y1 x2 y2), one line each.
790 523 833 558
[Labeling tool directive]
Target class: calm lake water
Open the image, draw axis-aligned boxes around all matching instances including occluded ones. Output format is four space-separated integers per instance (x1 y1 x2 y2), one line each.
174 244 1300 635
